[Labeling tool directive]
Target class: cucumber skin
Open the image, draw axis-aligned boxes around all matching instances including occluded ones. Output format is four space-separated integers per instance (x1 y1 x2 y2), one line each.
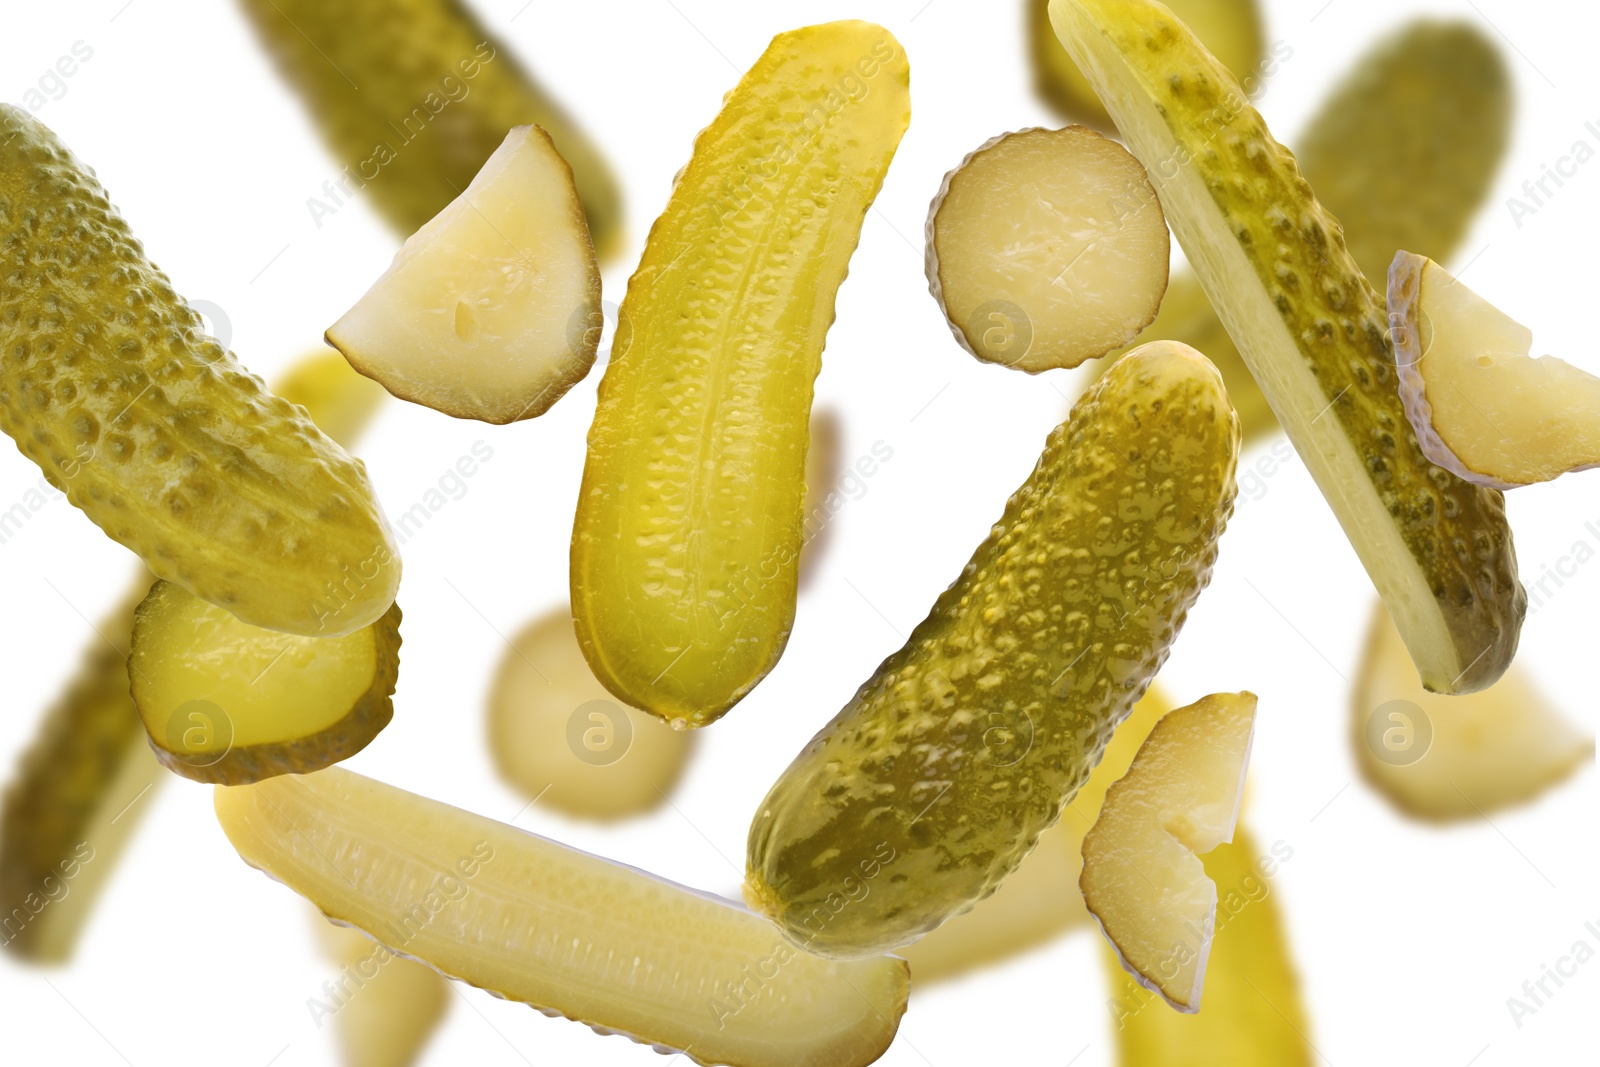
0 107 399 637
0 584 148 962
746 344 1239 959
571 23 910 728
236 0 623 257
1053 0 1523 694
130 582 403 786
1102 19 1513 443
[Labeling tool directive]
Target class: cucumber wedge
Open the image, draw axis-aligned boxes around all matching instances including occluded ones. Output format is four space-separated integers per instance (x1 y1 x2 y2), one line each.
1048 0 1524 693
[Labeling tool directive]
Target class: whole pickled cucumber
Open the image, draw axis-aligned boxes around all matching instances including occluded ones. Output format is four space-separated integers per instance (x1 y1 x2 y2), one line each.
0 584 157 962
745 342 1239 959
572 22 910 728
0 108 399 638
236 0 623 258
1104 20 1512 441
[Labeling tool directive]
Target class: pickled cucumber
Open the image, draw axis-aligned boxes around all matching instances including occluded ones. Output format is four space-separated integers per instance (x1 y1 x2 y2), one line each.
571 22 910 728
900 685 1172 982
1081 691 1257 1011
328 125 603 425
1049 0 1524 694
487 606 694 821
0 349 390 960
1028 0 1264 129
216 767 909 1067
131 581 402 784
1353 601 1593 821
746 341 1239 959
0 585 159 962
1106 829 1313 1064
272 348 388 450
925 126 1170 372
0 107 400 638
313 912 451 1067
1101 19 1512 442
235 0 623 257
798 406 844 591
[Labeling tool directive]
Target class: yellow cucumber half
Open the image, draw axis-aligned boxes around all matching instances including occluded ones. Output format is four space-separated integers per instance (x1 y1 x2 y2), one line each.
1048 0 1523 693
1029 0 1265 129
1099 19 1513 443
572 22 910 728
746 341 1239 959
215 767 908 1067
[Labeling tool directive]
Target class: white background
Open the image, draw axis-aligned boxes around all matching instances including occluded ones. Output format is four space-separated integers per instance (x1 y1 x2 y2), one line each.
1 1 1596 1064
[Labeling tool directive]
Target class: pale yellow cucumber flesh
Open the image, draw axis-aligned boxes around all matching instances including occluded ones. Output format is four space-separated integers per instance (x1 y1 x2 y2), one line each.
1048 0 1524 694
215 768 908 1067
487 606 694 821
1081 691 1257 1012
1390 252 1600 488
925 125 1169 372
1105 827 1315 1065
328 125 601 425
131 581 401 784
1353 600 1593 820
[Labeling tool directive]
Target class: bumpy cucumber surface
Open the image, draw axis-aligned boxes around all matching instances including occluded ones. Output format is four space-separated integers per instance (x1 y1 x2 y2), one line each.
0 107 399 637
236 0 623 257
1102 19 1511 443
746 342 1239 958
1050 0 1523 693
0 348 387 960
572 22 910 728
217 767 909 1067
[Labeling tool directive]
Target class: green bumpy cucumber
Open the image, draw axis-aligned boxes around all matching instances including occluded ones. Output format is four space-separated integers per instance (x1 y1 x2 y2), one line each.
1050 0 1523 694
0 349 389 963
0 583 158 962
236 0 624 258
0 107 399 637
745 341 1239 959
1103 19 1511 441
